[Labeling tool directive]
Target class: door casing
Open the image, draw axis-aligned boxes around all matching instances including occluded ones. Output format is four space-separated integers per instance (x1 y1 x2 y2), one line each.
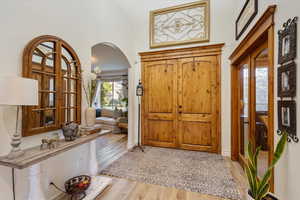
230 5 276 191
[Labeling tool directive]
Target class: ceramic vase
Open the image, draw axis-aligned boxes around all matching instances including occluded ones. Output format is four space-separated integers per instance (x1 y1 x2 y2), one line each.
85 107 96 127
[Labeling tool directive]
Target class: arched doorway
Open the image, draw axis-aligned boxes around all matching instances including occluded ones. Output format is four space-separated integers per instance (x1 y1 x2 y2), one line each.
91 42 131 152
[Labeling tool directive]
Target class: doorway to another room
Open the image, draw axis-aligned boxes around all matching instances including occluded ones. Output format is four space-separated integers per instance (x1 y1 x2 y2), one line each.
91 42 130 169
230 6 275 190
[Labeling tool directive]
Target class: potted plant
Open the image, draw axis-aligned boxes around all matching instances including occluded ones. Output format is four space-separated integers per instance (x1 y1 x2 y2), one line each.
245 130 287 200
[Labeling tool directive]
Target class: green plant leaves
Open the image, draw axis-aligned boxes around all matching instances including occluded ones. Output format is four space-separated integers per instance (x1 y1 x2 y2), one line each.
245 131 288 200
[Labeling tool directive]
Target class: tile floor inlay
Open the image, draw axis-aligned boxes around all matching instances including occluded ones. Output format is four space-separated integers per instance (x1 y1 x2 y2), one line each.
101 147 241 200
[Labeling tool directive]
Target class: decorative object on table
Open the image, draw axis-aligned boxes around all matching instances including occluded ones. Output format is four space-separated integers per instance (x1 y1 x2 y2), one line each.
79 124 102 136
245 131 287 200
0 76 38 159
278 17 297 64
135 80 144 152
277 100 298 143
62 122 79 141
150 0 210 48
65 175 91 200
83 68 101 127
235 0 258 40
40 138 59 150
277 62 296 98
40 132 60 150
50 175 91 200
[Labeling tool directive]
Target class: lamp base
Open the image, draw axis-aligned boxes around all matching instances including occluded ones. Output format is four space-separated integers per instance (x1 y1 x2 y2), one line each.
7 150 25 160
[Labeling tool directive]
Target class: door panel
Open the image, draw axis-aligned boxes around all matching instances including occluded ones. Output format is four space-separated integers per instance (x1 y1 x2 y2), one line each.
181 58 212 114
148 120 174 143
178 57 218 152
237 58 250 166
182 121 212 146
144 60 177 147
148 63 174 113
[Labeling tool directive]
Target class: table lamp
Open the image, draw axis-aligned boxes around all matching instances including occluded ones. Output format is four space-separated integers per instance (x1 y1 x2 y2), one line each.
0 76 38 159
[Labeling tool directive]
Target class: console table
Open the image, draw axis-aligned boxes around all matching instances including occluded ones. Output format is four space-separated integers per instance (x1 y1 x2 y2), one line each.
0 129 111 200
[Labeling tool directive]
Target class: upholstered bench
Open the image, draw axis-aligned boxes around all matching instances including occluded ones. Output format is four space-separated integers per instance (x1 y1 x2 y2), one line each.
95 108 121 133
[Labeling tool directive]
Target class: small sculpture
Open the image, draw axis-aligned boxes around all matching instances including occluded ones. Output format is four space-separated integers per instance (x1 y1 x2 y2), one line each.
40 138 59 150
62 122 79 141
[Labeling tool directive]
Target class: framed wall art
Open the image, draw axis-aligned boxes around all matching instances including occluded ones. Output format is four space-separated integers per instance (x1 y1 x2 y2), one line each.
150 0 210 48
278 17 298 64
278 100 298 142
278 62 297 97
235 0 258 40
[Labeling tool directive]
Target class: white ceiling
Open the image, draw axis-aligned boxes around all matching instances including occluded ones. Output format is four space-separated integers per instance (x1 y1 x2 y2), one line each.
91 42 131 72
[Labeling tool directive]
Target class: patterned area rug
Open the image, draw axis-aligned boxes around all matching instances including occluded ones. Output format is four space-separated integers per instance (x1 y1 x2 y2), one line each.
100 147 241 200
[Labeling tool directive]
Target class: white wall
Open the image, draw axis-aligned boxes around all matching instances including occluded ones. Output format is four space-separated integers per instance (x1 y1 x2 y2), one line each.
232 1 300 199
0 0 135 199
114 0 237 156
116 0 300 199
1 0 299 199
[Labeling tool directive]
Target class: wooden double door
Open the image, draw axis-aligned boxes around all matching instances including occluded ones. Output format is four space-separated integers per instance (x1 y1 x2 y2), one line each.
141 46 222 153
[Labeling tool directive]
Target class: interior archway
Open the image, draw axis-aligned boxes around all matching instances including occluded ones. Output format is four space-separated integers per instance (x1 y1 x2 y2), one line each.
91 42 131 153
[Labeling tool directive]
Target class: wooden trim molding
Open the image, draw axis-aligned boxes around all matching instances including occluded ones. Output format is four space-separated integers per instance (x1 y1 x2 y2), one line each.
230 5 276 64
229 5 276 191
139 43 224 62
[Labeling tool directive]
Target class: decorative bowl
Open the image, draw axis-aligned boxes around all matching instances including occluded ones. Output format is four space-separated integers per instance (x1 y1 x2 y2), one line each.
65 175 91 200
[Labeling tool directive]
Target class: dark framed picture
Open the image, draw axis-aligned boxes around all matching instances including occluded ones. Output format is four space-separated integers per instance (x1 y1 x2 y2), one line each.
278 17 297 64
278 62 297 97
235 0 258 40
278 100 296 136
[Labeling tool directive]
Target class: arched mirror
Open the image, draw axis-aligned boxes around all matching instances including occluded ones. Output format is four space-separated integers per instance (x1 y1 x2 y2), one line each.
22 35 81 137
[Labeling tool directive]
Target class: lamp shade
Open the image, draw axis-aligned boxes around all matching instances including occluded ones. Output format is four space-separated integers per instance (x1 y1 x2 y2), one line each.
0 76 38 106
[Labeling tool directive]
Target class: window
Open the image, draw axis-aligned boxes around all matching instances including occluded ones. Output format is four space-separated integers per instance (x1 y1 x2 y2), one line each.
255 67 268 112
22 36 81 137
100 80 125 109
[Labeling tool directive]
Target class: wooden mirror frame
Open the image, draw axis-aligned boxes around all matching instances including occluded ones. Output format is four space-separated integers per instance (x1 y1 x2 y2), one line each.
22 35 82 137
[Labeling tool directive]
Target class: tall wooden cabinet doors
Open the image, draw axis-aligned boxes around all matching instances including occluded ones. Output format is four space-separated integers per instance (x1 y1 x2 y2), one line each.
177 56 219 152
143 60 178 148
142 56 220 153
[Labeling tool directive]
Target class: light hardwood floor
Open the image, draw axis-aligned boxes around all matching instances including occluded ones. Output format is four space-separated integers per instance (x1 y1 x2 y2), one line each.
95 133 247 200
96 133 128 172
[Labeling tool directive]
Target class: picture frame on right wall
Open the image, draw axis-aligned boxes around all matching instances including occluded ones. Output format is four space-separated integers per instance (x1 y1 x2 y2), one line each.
278 17 298 64
278 62 297 97
278 100 297 140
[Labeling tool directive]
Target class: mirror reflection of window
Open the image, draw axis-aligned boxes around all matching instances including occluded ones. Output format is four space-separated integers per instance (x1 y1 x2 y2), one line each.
282 107 290 127
282 71 290 92
283 35 290 56
255 67 268 112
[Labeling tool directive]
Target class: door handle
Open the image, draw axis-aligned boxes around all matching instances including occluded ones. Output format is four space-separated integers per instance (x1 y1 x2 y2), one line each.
178 105 182 108
179 111 182 114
